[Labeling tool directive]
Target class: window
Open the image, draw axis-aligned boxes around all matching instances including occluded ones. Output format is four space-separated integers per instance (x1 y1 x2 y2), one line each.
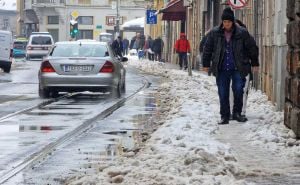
50 44 108 57
48 29 59 42
78 30 93 40
106 16 125 26
31 36 53 45
77 16 93 25
3 19 9 30
78 0 91 5
48 16 59 24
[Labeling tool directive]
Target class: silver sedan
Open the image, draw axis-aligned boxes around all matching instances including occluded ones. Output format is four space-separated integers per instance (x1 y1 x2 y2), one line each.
38 41 127 98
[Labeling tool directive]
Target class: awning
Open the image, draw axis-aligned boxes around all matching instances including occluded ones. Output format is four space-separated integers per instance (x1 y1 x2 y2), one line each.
160 0 186 21
24 9 39 24
121 17 144 32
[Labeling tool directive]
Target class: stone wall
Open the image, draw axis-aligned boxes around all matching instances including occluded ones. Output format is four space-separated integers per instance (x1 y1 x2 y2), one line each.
285 0 300 138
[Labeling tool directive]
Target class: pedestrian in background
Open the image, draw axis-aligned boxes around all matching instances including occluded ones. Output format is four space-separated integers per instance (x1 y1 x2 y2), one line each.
144 36 154 61
199 29 211 74
174 33 191 70
122 37 129 56
112 36 123 58
152 36 164 62
202 7 259 125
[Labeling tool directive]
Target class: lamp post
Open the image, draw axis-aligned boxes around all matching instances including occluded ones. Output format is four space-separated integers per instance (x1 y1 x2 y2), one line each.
115 0 120 37
184 0 193 76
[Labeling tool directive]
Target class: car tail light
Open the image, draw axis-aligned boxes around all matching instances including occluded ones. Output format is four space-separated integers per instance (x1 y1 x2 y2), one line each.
10 49 13 58
99 61 114 73
41 61 55 73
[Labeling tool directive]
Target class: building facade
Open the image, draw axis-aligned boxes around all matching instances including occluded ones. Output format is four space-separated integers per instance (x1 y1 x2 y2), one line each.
0 9 17 36
17 0 148 41
285 0 300 138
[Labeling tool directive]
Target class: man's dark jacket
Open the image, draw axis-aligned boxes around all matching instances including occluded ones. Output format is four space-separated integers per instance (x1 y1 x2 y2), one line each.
202 24 259 78
112 39 123 57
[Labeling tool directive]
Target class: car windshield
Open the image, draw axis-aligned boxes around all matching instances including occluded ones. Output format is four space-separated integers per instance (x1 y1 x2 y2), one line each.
14 41 27 49
31 36 52 45
50 44 109 57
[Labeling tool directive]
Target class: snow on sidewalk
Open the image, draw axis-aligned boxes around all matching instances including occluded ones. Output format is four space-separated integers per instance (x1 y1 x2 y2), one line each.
67 58 299 185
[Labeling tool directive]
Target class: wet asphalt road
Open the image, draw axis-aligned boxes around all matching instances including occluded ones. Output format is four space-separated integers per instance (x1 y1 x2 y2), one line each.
0 58 162 184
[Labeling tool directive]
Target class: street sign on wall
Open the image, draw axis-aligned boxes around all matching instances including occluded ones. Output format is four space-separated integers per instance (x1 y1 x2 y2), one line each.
146 10 157 24
71 10 79 19
228 0 248 9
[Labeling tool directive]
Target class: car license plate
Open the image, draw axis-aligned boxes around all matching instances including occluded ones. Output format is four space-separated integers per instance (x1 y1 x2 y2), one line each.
63 65 93 72
33 47 42 50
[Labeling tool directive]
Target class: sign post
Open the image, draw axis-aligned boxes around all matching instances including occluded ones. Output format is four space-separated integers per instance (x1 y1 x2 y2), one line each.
228 0 248 9
146 10 157 24
71 10 79 19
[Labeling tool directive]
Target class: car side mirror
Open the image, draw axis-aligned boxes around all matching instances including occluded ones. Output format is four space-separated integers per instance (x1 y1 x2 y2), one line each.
121 57 128 62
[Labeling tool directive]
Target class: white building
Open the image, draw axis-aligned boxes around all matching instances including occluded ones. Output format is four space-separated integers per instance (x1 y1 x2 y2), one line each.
0 0 17 36
29 0 147 42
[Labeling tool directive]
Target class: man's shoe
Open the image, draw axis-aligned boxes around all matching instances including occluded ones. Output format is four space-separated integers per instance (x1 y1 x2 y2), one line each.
218 118 229 125
232 113 248 122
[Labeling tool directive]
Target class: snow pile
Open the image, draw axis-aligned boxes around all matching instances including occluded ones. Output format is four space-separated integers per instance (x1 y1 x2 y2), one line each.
127 56 167 75
245 90 300 157
67 58 299 185
67 59 250 185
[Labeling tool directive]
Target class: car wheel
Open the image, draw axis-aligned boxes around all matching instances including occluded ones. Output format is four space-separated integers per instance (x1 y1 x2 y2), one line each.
3 65 11 73
39 85 50 98
51 90 59 98
111 83 121 98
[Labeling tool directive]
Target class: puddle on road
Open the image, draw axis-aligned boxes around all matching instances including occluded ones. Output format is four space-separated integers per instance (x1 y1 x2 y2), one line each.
27 111 81 116
39 106 84 110
19 125 66 132
7 84 163 185
0 95 32 104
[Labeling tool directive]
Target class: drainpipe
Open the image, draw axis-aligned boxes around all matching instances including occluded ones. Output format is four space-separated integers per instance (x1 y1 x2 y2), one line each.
185 0 193 76
253 0 259 90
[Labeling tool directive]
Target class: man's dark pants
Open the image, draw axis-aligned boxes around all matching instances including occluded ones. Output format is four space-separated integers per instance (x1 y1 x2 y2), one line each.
216 70 246 119
178 52 188 69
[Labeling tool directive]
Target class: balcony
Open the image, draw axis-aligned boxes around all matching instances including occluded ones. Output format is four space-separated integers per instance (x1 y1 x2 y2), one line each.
33 0 66 7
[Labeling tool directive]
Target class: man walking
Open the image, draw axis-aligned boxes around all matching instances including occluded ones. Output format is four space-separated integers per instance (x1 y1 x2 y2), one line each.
112 36 123 58
202 7 259 125
174 33 191 70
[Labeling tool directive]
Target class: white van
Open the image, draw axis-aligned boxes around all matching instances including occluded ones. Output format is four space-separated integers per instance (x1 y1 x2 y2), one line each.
0 30 13 73
26 33 54 60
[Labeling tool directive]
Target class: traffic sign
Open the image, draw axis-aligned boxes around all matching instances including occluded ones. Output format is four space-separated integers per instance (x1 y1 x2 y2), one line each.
71 10 79 19
228 0 248 9
146 10 157 24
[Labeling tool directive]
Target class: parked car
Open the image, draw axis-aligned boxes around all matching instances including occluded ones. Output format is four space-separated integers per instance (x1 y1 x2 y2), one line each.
13 37 28 58
26 33 54 60
99 32 113 44
38 41 127 98
31 32 51 35
0 30 13 73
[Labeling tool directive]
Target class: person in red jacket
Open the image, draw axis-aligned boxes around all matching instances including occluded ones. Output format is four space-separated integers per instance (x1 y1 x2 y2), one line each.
174 33 191 70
